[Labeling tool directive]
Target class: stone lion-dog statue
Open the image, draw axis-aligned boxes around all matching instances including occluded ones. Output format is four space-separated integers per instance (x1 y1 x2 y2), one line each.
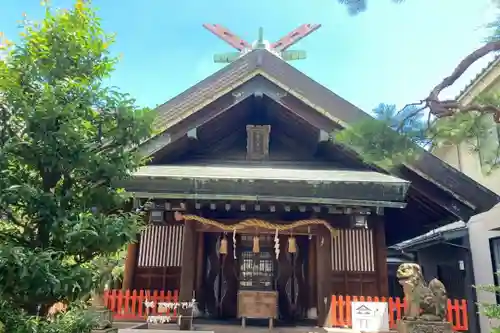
396 263 447 321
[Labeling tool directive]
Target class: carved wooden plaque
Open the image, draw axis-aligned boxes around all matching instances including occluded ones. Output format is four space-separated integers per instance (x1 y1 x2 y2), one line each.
246 125 271 160
237 290 277 319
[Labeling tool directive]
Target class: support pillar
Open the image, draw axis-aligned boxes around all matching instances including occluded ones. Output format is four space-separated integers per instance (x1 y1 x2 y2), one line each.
179 219 196 330
373 216 389 296
194 232 204 298
307 236 317 313
316 226 332 327
463 235 480 333
122 242 138 291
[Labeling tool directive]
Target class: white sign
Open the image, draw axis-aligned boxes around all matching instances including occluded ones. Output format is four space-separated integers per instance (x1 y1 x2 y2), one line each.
143 299 198 323
143 299 196 311
351 301 389 332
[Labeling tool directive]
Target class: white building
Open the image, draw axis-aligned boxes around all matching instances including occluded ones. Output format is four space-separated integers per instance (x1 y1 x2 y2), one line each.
396 55 500 333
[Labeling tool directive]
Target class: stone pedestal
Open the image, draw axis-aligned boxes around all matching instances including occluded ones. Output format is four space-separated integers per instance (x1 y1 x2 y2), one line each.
91 328 117 333
396 319 453 333
93 307 113 329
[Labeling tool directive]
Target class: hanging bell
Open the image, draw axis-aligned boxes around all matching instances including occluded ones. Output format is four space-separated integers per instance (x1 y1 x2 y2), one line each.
219 236 228 255
252 236 260 253
288 236 297 253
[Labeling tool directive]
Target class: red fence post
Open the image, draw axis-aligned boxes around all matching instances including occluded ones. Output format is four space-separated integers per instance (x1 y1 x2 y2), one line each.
460 299 468 331
173 289 179 317
330 295 336 327
338 296 345 327
345 295 352 327
138 289 144 318
327 295 468 332
130 289 137 319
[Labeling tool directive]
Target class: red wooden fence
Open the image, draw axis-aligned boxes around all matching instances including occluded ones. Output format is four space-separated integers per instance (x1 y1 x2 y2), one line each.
104 289 179 321
104 290 469 330
329 295 468 331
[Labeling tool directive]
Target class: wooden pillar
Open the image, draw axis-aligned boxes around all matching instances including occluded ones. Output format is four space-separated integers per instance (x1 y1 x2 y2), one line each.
122 242 138 290
307 236 317 311
316 226 332 327
373 216 389 296
194 232 204 297
179 220 196 330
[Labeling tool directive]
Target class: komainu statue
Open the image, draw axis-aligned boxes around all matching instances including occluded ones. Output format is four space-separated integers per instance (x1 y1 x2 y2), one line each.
396 263 447 321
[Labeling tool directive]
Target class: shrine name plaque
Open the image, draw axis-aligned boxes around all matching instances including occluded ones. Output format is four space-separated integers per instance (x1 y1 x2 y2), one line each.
237 290 277 328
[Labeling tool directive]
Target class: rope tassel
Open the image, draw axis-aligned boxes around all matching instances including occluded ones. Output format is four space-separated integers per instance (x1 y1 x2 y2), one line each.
253 236 260 253
220 235 228 255
288 236 297 253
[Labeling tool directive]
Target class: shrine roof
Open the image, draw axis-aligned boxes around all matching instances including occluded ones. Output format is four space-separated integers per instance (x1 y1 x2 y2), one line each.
135 49 500 223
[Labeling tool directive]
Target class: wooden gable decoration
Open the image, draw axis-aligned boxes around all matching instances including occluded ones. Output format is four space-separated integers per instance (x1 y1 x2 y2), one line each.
246 125 271 160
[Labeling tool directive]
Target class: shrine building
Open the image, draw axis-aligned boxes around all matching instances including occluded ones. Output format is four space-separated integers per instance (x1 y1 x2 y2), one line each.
117 24 500 327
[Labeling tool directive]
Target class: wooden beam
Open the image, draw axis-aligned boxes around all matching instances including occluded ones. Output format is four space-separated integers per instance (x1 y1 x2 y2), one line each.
122 242 138 290
308 236 317 313
140 79 263 158
187 128 197 139
372 215 389 296
194 232 204 299
249 76 338 132
316 226 332 327
319 129 329 142
178 220 196 330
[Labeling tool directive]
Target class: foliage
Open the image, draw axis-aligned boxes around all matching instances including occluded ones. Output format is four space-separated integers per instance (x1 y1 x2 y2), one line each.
428 94 500 174
486 12 500 43
88 245 129 292
475 281 500 333
335 91 500 171
337 0 405 15
372 103 429 146
0 299 99 333
334 104 425 169
0 0 152 331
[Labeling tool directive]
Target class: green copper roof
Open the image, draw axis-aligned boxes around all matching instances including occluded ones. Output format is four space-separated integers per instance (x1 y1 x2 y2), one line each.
133 165 408 184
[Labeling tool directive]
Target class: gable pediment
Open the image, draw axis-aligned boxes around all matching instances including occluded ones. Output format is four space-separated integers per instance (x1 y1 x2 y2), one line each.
140 73 340 158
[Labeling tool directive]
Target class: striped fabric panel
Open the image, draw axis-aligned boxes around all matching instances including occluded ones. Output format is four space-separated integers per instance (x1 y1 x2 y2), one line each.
137 225 185 267
331 228 375 272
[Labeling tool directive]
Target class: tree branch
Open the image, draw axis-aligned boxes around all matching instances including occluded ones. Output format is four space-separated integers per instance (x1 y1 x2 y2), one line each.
425 39 500 120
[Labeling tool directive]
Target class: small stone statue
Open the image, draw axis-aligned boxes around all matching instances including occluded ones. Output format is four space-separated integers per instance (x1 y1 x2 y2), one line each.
396 263 451 333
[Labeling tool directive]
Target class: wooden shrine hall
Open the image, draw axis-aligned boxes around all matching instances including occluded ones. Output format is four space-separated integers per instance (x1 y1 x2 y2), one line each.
117 25 500 328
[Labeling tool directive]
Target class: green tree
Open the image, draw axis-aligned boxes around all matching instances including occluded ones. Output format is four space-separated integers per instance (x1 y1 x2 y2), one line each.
335 3 500 329
337 0 405 15
373 103 428 146
335 0 500 170
337 0 500 121
0 1 153 331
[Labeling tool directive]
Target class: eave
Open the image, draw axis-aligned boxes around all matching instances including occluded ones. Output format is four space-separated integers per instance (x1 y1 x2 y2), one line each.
456 55 500 103
390 221 467 252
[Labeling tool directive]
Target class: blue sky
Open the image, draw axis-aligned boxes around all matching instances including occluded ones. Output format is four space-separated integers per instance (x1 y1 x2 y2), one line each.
0 0 496 113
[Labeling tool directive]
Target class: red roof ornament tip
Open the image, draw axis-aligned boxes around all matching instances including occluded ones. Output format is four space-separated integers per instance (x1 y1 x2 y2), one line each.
203 24 321 64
